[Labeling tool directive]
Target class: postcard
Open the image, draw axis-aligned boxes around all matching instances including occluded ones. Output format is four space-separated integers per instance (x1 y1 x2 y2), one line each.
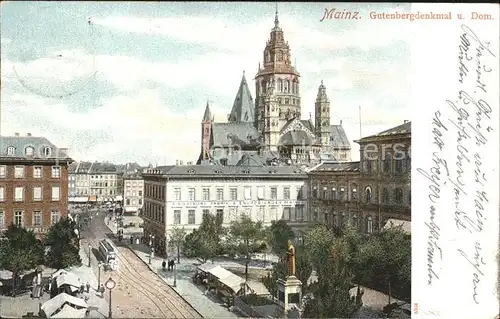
0 2 498 319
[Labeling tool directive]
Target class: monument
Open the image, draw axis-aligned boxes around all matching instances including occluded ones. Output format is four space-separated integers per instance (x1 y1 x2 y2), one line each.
276 240 303 315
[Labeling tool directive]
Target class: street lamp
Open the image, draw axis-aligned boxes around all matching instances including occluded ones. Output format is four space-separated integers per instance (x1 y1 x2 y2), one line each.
88 244 92 267
105 277 116 319
173 262 177 287
97 262 103 287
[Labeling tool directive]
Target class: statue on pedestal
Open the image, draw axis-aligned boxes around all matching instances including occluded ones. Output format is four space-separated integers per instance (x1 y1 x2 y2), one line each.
286 239 296 277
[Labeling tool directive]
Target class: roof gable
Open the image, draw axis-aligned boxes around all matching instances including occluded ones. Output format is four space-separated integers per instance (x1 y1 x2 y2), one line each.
280 118 314 136
329 125 351 148
228 73 254 123
0 135 71 160
211 122 260 147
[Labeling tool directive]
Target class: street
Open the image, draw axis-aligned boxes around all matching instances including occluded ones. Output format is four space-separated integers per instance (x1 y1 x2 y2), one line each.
82 211 202 318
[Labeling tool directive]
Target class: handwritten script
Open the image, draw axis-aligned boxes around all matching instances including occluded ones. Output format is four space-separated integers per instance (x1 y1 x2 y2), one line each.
418 23 496 305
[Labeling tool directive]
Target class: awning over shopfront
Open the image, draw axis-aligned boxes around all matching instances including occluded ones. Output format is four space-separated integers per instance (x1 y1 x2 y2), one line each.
88 196 97 202
115 195 123 201
124 207 138 213
69 197 88 203
383 219 411 234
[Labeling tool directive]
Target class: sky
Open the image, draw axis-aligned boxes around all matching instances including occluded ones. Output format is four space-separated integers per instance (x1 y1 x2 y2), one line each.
1 2 412 165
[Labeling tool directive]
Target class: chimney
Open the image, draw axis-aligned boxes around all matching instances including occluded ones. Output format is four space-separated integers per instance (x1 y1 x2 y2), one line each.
180 160 184 166
404 120 409 124
176 160 179 166
27 133 32 136
14 133 19 136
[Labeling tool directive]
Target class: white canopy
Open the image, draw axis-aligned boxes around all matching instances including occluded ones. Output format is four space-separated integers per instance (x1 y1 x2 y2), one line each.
383 219 411 234
206 266 245 293
51 269 68 279
197 262 218 273
41 293 87 317
56 272 81 289
50 304 87 318
247 281 270 295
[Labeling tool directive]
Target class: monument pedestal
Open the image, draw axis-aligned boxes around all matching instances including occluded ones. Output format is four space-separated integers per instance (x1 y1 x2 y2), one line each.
277 275 302 315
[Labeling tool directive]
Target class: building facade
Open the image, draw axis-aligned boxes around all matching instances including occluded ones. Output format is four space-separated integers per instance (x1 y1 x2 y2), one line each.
88 162 123 203
197 10 351 166
0 134 73 234
68 161 92 202
141 164 308 256
122 172 144 214
308 121 411 234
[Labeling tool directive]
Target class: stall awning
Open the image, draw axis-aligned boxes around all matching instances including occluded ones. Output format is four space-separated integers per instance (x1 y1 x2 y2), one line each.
50 304 87 318
207 265 232 279
219 273 245 293
56 272 81 289
383 219 411 234
197 262 218 273
41 293 87 317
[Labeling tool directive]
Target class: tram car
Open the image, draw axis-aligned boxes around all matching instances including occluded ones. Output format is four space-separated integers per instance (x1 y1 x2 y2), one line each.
98 238 117 264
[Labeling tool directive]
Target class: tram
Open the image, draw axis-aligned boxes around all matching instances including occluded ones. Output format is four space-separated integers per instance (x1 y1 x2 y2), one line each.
98 238 117 264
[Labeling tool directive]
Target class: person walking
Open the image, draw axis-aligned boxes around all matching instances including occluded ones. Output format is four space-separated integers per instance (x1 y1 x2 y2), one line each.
86 282 90 293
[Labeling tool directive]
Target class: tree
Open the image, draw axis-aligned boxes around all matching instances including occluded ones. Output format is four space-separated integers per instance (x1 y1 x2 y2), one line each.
261 258 286 300
304 224 335 270
229 215 265 286
355 227 411 302
169 226 186 263
44 218 82 269
183 213 225 262
266 220 295 255
302 238 362 318
0 224 44 296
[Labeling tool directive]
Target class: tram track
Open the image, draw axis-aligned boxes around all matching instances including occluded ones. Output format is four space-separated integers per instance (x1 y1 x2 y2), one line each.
84 215 201 318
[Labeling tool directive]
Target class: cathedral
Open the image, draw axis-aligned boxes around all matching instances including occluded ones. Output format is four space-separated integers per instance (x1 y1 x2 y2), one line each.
197 10 351 166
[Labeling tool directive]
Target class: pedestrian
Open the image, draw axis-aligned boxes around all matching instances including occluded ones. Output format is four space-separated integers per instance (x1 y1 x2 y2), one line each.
86 282 90 293
80 283 85 294
162 260 166 271
99 284 105 298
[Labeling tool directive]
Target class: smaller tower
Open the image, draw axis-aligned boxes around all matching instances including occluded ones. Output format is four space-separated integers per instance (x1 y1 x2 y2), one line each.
263 80 280 153
201 101 213 161
315 80 330 146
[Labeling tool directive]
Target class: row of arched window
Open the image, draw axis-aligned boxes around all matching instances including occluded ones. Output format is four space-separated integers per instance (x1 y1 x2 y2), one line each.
314 209 374 234
365 156 410 174
259 78 299 94
312 184 358 201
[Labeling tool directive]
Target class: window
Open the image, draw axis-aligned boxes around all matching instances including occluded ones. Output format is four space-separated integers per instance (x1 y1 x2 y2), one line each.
14 211 23 226
51 211 60 225
365 187 372 203
339 187 345 201
0 187 4 201
283 187 290 200
270 187 277 199
0 165 5 178
322 187 328 199
384 154 392 173
33 186 42 201
138 199 142 205
394 188 403 204
25 146 34 156
312 187 318 198
52 166 61 178
174 210 181 224
51 186 60 201
295 205 303 221
139 190 143 196
331 188 336 200
126 199 130 205
367 216 373 234
395 159 404 173
283 207 292 220
7 146 15 156
366 160 372 174
257 186 265 200
216 209 224 223
188 188 195 201
202 209 210 216
244 187 252 200
32 166 43 178
270 206 278 221
230 188 237 200
174 188 181 200
14 166 24 178
0 211 4 229
383 188 389 204
202 188 210 201
14 187 24 202
352 214 358 229
188 210 196 224
216 188 224 200
43 147 52 156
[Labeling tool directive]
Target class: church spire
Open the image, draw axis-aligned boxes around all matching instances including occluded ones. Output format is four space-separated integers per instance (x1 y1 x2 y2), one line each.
274 3 279 28
202 100 212 122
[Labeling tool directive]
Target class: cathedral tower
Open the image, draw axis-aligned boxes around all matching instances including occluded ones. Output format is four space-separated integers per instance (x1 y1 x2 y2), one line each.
254 7 301 133
200 101 213 161
263 80 280 153
315 81 331 146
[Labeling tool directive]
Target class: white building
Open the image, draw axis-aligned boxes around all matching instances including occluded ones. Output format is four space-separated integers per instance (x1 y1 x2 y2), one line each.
123 172 144 214
68 162 93 203
141 164 308 255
